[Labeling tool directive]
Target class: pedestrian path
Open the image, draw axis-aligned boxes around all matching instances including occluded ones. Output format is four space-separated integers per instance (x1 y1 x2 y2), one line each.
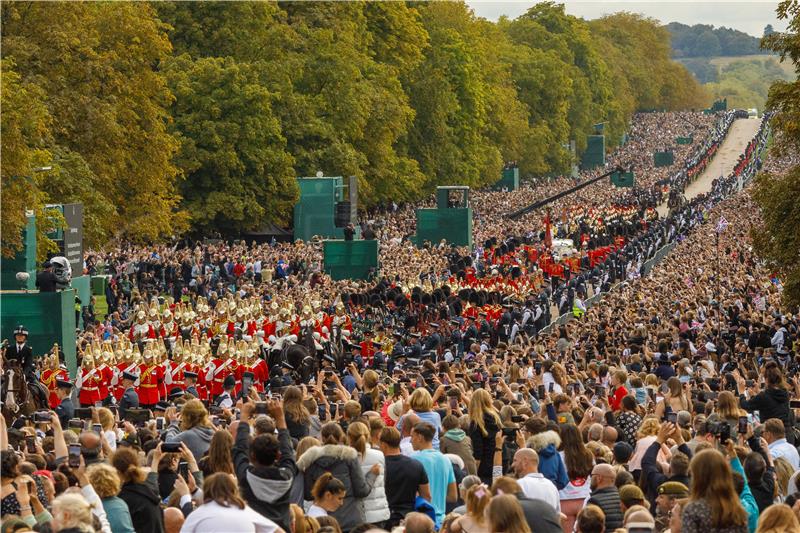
657 116 763 217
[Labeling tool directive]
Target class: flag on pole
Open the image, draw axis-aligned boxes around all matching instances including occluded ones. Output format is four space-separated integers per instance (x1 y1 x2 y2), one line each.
716 216 729 233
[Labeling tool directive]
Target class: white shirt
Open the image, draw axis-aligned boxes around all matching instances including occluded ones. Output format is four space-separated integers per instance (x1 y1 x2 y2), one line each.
517 472 560 511
180 501 280 533
769 438 800 471
307 504 328 518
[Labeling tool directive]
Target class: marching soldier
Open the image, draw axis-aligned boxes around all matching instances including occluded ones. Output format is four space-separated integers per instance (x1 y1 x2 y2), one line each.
138 349 166 409
40 348 69 409
77 355 103 407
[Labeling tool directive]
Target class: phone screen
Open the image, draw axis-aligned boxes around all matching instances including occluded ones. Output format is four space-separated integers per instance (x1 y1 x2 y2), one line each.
25 436 36 454
537 385 546 399
548 382 554 393
449 396 458 409
68 443 81 468
178 460 189 479
667 412 678 424
738 416 748 434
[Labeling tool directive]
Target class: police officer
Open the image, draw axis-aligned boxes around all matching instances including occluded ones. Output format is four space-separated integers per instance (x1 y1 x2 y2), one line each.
449 319 464 358
463 317 478 349
372 341 387 370
118 371 140 420
477 312 491 338
216 374 235 409
184 371 200 398
424 323 442 352
404 332 422 359
6 325 35 379
391 331 406 360
54 379 75 428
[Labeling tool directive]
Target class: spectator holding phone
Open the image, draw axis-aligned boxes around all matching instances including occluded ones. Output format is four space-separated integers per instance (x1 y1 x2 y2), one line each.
163 399 214 462
234 398 297 532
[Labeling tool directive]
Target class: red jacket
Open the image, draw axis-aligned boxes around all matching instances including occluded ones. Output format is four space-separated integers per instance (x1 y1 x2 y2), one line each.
609 385 629 411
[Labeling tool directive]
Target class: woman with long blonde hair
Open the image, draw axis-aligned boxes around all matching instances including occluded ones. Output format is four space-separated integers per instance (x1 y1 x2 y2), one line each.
347 421 389 524
284 385 312 440
468 389 503 485
681 449 748 532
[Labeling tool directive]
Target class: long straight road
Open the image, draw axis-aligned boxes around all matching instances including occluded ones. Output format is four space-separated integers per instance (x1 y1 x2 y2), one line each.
657 116 763 217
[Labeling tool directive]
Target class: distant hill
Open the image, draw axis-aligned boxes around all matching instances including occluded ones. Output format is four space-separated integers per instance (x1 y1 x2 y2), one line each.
666 22 765 58
677 55 794 109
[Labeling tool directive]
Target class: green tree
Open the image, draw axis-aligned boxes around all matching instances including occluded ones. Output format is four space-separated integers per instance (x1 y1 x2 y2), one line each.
753 0 800 307
764 24 776 37
0 60 59 258
164 55 297 234
1 2 184 245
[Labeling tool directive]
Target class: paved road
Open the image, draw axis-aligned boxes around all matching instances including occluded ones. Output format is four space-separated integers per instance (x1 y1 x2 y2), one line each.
657 117 763 217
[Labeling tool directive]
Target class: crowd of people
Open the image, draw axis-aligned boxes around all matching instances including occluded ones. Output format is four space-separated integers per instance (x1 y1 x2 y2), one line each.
3 109 799 533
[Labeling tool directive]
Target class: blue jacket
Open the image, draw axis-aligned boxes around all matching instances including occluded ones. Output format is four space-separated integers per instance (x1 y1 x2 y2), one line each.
529 430 569 490
101 496 135 533
731 457 759 533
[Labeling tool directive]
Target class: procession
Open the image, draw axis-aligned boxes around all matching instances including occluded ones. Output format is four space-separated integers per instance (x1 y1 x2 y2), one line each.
2 2 799 533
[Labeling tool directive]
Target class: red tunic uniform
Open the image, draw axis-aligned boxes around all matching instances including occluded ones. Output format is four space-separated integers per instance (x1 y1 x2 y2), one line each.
137 363 165 405
40 368 69 408
360 340 376 367
95 365 114 403
169 361 188 391
207 358 236 397
250 358 268 393
78 368 103 406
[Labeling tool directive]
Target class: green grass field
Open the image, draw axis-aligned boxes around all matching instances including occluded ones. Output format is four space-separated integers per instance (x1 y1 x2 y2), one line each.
709 54 796 78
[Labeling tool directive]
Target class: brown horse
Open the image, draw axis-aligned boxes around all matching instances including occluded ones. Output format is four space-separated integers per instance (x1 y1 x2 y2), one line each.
1 360 48 425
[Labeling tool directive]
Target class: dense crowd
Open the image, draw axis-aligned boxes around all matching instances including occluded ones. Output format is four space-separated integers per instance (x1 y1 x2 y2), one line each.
3 111 800 533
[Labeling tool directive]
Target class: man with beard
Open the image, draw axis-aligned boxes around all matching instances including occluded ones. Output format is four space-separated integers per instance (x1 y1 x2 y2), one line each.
585 463 623 531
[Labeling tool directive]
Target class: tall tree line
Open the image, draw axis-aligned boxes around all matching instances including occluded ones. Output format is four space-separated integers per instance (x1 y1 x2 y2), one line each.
1 1 708 255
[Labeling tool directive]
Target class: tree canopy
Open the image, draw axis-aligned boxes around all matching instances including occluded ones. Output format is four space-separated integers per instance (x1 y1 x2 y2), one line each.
752 1 800 308
1 1 709 255
667 22 764 58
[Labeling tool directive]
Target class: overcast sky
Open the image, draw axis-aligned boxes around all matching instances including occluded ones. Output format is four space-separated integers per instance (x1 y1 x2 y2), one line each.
466 1 788 37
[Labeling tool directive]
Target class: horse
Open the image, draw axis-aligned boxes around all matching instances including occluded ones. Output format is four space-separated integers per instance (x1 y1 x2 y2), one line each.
1 360 48 425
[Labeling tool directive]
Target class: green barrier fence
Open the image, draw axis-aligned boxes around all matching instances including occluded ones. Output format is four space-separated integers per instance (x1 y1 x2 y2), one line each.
654 151 675 167
415 208 473 248
581 135 605 169
0 289 78 377
323 240 379 280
